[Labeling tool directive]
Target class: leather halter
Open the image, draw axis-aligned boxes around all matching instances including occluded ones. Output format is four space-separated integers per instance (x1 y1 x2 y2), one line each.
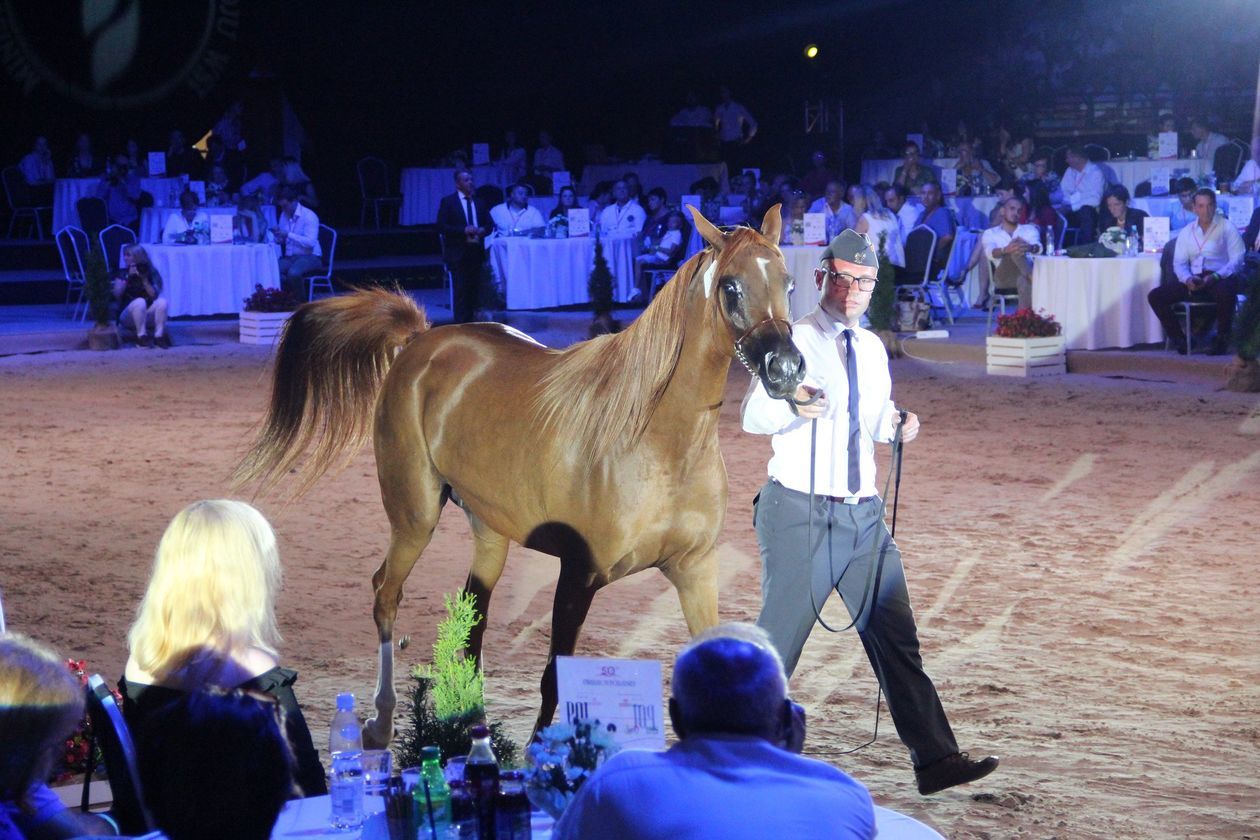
732 316 793 378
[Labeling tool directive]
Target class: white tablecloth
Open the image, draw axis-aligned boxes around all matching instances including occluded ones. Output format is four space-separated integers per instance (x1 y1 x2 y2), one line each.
139 205 278 243
1098 157 1208 192
1031 254 1163 350
488 234 637 309
399 164 516 226
780 245 826 319
1133 195 1255 229
53 176 184 232
123 243 281 317
580 162 729 202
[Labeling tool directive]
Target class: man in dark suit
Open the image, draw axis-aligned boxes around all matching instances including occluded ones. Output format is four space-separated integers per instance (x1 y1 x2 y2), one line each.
1244 206 1260 255
437 169 493 323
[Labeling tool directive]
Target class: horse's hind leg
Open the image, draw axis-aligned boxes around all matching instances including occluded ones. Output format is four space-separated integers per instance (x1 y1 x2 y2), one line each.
463 511 510 671
362 441 445 748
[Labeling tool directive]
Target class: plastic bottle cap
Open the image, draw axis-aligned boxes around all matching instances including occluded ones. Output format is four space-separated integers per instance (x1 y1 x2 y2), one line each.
336 692 355 712
468 724 489 739
421 746 441 762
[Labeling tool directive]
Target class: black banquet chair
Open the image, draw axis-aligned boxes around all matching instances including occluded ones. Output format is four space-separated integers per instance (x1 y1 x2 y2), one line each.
357 156 403 229
81 674 154 835
99 224 137 269
3 165 51 239
76 196 109 245
304 223 338 300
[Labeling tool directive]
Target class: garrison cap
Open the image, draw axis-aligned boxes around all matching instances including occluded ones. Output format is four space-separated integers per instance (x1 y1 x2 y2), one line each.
820 229 879 269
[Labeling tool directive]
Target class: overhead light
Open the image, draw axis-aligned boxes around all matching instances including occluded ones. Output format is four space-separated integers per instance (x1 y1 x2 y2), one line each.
804 44 819 59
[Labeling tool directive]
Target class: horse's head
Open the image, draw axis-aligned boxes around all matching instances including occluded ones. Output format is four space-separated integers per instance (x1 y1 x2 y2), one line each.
690 204 805 401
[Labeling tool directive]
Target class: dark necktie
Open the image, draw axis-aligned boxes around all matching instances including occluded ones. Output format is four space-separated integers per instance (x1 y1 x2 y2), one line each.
842 329 861 495
464 195 475 227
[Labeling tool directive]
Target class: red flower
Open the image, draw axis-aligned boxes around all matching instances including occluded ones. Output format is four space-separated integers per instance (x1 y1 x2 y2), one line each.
995 308 1062 338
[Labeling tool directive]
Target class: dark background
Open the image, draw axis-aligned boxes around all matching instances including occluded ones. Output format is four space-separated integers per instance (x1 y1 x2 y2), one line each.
3 0 1257 226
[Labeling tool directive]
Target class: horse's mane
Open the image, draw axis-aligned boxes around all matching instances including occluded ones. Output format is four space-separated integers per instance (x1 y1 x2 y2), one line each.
534 227 763 463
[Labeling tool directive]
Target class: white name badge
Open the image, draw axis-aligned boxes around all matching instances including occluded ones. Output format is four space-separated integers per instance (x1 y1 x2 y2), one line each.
802 212 826 245
472 143 490 166
1143 216 1170 253
209 214 233 244
566 208 590 238
556 656 665 751
147 151 166 177
1157 131 1178 160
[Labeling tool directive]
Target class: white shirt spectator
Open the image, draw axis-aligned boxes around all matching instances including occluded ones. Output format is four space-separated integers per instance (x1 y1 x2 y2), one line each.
807 198 857 240
1060 162 1105 211
896 202 919 236
859 210 905 267
1230 159 1258 193
714 101 758 144
598 200 646 235
1196 132 1228 163
500 147 527 184
489 202 545 234
162 210 211 242
239 171 279 200
980 223 1041 261
19 151 54 184
742 309 898 499
278 203 322 257
1172 216 1244 281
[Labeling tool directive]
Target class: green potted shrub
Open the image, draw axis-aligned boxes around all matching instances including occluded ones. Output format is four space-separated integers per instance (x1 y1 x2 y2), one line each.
1226 271 1260 392
588 238 620 336
81 248 119 351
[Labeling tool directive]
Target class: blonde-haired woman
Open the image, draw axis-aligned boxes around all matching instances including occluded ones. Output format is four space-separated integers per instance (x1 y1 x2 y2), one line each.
121 500 326 797
113 245 170 349
854 185 906 268
1 633 117 838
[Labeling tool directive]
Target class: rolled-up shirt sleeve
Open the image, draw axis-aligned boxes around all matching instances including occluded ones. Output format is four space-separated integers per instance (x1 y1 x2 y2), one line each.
741 378 801 435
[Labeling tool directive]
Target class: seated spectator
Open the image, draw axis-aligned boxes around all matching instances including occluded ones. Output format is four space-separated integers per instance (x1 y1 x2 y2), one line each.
1099 184 1148 246
113 244 171 348
204 134 242 191
882 183 919 238
1 633 118 839
553 623 876 840
499 130 527 184
137 689 294 840
1018 151 1064 207
1026 180 1058 233
892 141 937 195
586 180 614 224
623 172 643 204
945 119 971 157
598 180 646 235
18 136 55 206
636 210 686 298
779 194 810 245
489 183 545 235
121 139 148 177
532 130 565 193
66 133 104 177
642 187 671 241
854 186 905 267
1060 145 1104 242
807 180 856 243
1190 116 1228 163
987 179 1028 225
280 158 318 209
1147 113 1179 158
860 129 897 160
271 185 323 299
1169 177 1199 233
162 191 210 244
234 194 271 243
996 119 1034 178
240 158 285 203
94 154 144 230
205 165 233 207
1231 156 1258 194
799 151 837 199
121 499 326 798
1148 189 1245 355
952 143 1000 196
966 195 1041 309
914 181 955 272
549 185 580 220
163 130 202 178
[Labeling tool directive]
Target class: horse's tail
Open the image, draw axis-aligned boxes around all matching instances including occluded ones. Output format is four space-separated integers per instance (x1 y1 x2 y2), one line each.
234 286 430 495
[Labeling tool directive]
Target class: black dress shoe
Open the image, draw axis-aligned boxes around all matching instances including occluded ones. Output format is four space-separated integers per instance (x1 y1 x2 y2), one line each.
915 751 1000 795
1172 337 1188 355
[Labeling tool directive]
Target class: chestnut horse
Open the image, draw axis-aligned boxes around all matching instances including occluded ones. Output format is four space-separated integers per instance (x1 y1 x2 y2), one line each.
236 207 804 746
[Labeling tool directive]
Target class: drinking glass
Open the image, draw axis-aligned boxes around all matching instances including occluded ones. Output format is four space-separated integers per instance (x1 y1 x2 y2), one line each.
361 749 392 794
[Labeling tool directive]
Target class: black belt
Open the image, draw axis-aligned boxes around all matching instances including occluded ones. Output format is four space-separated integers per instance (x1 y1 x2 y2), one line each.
771 478 878 506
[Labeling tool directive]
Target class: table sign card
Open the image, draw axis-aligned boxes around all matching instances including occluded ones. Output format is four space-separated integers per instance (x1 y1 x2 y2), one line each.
1143 216 1170 253
556 656 665 751
802 212 826 245
1157 132 1178 160
1224 198 1248 227
939 168 957 195
906 133 924 152
551 170 571 192
209 214 233 244
472 143 490 166
1148 166 1171 196
147 152 166 177
567 208 590 237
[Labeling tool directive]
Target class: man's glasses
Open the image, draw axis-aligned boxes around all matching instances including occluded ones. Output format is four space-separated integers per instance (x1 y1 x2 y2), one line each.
819 268 877 291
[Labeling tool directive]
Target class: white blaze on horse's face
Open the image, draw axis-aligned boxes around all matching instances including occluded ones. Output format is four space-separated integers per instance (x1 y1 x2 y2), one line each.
703 261 718 298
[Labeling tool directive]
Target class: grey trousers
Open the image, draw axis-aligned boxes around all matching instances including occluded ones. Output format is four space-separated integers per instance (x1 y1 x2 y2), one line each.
753 478 959 768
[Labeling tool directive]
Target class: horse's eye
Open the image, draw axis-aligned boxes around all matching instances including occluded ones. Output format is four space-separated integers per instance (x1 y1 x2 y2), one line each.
723 281 742 298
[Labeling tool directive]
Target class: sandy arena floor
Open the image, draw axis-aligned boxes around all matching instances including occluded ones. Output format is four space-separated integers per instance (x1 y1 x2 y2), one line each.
2 340 1258 838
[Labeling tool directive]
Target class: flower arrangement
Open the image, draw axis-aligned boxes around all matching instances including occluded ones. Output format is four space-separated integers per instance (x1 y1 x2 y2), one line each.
523 719 620 818
1098 225 1128 254
242 284 300 312
547 215 569 238
994 308 1062 339
50 658 120 783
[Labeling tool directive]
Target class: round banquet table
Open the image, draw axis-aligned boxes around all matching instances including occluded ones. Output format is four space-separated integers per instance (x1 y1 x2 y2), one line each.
139 205 277 243
53 176 184 232
399 164 515 226
488 234 637 309
1133 194 1255 230
121 243 281 317
1031 254 1163 350
1098 157 1208 192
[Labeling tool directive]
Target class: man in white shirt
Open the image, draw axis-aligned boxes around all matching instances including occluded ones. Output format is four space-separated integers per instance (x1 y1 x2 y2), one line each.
714 85 758 171
239 157 285 203
1059 146 1105 242
272 184 323 298
489 183 545 236
969 196 1042 309
1148 188 1245 355
741 229 999 796
808 180 856 242
597 180 646 236
161 190 211 243
882 183 918 239
553 624 877 840
1190 117 1228 164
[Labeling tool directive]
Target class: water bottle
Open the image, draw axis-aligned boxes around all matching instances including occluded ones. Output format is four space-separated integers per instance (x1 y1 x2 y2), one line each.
328 693 365 830
414 746 451 835
1128 225 1140 256
1043 225 1054 255
466 725 500 840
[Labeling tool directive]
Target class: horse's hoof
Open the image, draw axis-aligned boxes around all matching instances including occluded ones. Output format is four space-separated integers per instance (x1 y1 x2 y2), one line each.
362 716 393 749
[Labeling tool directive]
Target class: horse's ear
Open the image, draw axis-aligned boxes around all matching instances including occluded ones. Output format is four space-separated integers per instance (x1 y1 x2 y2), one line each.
688 205 725 253
760 203 782 246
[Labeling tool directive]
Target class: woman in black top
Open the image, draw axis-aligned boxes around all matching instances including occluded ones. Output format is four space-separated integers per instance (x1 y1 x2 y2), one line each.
1100 184 1149 248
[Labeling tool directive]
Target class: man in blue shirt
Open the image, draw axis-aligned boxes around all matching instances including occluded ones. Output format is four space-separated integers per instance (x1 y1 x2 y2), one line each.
94 154 144 230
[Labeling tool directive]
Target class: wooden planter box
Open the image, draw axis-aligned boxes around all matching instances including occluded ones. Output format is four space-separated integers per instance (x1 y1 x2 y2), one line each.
239 310 293 345
986 335 1066 377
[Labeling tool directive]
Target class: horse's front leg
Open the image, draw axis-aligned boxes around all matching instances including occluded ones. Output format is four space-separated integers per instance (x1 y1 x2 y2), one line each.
532 566 600 740
662 548 720 635
363 532 428 748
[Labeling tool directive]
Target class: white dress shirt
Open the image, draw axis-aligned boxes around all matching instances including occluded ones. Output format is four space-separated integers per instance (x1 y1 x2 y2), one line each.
1196 132 1228 163
598 200 646 235
1060 162 1105 211
714 101 758 143
162 210 210 242
278 203 322 256
980 223 1041 261
896 202 919 235
859 210 904 267
489 202 545 234
1172 216 1244 281
807 198 857 240
741 310 898 498
1231 159 1258 192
